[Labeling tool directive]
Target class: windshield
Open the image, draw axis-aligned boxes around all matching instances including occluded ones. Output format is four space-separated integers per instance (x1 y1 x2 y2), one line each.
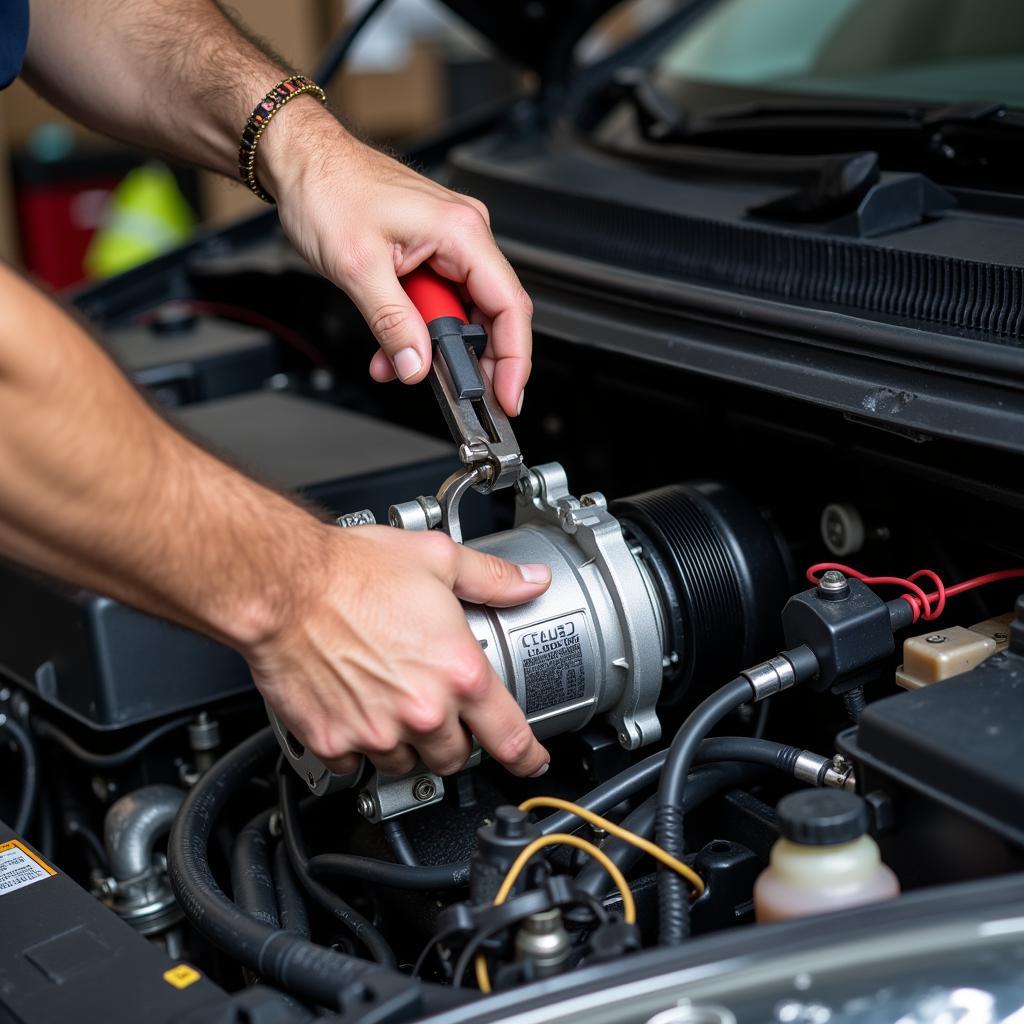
657 0 1024 107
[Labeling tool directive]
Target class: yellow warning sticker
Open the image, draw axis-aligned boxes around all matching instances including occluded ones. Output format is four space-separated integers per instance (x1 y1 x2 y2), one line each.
163 964 202 990
0 839 57 895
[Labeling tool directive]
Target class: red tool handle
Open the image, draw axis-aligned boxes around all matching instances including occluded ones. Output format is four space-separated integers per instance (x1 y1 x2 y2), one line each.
402 266 467 324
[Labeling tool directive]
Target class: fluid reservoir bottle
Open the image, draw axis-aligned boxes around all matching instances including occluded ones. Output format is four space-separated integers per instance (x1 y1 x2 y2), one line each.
754 789 900 922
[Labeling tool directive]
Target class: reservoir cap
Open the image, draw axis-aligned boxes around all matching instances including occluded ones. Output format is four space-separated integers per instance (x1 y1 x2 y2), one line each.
778 789 868 846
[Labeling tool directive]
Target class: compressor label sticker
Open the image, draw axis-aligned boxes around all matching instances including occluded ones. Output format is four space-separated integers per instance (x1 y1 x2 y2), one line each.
0 839 56 895
515 612 589 715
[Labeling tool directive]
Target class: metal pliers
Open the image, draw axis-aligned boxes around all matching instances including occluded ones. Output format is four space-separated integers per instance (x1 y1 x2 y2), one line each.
393 267 525 542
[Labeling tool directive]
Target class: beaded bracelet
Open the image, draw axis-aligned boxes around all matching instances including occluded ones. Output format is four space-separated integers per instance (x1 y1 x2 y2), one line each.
238 74 326 203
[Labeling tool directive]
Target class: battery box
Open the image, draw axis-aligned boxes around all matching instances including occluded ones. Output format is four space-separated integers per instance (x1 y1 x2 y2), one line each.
0 819 223 1022
840 630 1024 888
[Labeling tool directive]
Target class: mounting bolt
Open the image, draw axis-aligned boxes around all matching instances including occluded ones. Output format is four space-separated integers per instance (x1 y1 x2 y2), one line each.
413 777 437 803
356 792 375 818
817 569 850 600
926 634 947 644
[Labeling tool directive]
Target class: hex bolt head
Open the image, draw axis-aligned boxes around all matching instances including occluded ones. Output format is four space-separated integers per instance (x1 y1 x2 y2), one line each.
413 777 437 802
926 634 948 644
356 792 375 818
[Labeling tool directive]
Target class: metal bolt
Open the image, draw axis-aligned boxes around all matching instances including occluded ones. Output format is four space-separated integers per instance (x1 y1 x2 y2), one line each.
926 634 947 644
356 792 375 819
819 569 848 591
413 777 437 802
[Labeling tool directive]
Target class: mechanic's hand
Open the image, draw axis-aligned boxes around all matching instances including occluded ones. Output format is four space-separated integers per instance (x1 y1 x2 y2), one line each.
246 524 551 779
261 102 532 418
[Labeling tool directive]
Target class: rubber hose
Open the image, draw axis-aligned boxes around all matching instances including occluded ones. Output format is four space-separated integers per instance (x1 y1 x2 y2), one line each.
167 727 379 1008
278 768 396 967
697 736 800 774
273 841 311 939
33 715 192 769
657 677 754 946
231 808 279 929
382 820 419 866
104 784 184 882
576 761 759 897
2 715 38 835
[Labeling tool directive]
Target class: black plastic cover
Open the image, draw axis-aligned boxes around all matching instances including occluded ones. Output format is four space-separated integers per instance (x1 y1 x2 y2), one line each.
777 789 868 846
0 819 224 1022
842 647 1024 849
104 318 275 406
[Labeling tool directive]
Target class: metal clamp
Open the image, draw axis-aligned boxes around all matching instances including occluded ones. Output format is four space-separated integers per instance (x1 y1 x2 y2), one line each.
742 654 798 701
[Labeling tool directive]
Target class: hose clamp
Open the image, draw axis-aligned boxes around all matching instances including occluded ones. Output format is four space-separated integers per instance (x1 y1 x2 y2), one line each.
742 655 797 701
794 751 829 786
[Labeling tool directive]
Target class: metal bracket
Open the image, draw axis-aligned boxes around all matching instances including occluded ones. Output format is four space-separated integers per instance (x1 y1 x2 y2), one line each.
356 768 445 823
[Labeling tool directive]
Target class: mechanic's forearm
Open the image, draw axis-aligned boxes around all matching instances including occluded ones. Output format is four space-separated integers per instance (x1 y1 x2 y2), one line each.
21 0 329 181
0 265 325 650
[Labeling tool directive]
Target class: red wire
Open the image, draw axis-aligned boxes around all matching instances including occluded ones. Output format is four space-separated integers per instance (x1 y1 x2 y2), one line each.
806 563 1024 623
137 301 327 368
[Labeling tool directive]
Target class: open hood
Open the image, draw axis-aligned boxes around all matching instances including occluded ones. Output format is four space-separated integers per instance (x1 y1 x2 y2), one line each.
438 0 626 80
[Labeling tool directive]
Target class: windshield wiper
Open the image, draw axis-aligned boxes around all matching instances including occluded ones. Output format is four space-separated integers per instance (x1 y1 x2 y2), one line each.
597 69 881 220
614 70 1023 185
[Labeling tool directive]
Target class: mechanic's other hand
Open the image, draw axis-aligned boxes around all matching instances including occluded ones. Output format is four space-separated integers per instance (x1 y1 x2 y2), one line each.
246 524 551 779
261 101 532 418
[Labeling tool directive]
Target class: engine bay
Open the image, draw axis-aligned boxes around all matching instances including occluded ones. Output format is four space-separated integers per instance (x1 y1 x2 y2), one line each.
2 226 1023 1024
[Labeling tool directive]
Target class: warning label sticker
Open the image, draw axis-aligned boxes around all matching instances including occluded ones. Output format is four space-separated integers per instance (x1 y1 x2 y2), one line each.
514 612 590 715
0 839 56 895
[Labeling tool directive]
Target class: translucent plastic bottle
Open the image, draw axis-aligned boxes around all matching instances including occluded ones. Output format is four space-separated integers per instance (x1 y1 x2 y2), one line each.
754 789 900 923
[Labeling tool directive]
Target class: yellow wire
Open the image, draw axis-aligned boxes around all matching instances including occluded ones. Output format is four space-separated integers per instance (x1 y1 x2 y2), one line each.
475 832 635 994
518 796 706 897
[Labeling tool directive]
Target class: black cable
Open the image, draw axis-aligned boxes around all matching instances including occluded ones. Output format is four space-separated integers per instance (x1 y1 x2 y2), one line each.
32 714 193 768
65 815 109 871
278 767 396 967
752 697 771 738
308 849 471 891
273 840 311 940
383 819 419 866
313 0 390 85
1 714 38 835
656 676 754 946
167 727 380 1008
412 926 462 980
